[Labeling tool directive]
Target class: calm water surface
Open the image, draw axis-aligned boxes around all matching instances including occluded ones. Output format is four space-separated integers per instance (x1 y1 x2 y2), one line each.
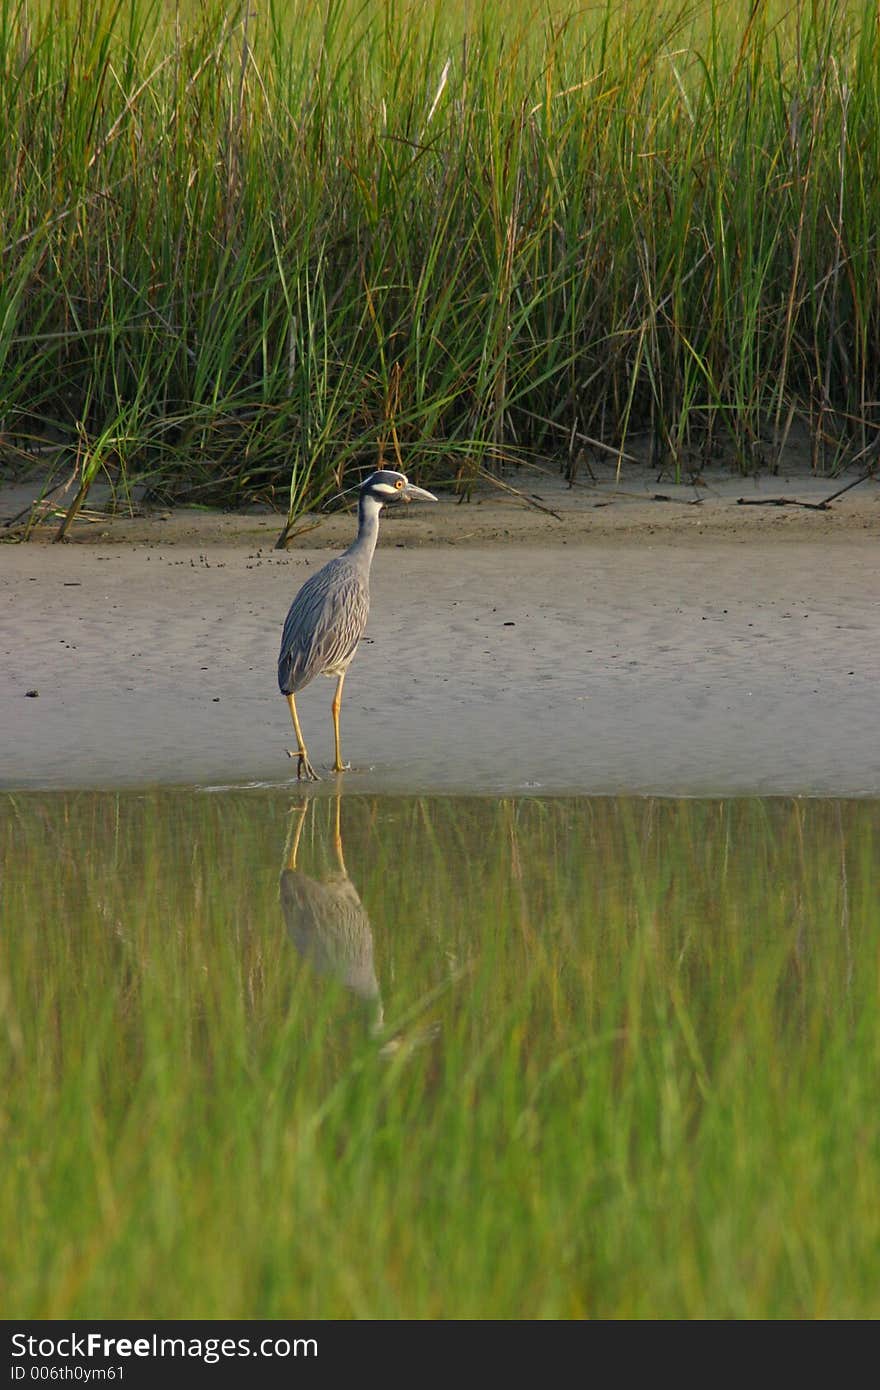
2 789 879 1317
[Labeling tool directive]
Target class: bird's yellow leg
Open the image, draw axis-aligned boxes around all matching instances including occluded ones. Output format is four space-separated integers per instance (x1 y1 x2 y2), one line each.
283 800 310 871
331 673 350 773
286 693 320 781
332 792 348 875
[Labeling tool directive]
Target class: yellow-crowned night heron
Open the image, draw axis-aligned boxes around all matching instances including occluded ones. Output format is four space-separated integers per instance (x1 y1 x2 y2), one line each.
278 469 437 778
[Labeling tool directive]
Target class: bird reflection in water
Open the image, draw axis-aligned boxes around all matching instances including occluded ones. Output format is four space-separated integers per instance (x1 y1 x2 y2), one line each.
280 796 384 1034
279 797 440 1057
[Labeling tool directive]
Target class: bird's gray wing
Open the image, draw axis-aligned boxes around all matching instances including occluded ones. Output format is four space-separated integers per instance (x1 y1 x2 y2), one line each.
278 559 370 693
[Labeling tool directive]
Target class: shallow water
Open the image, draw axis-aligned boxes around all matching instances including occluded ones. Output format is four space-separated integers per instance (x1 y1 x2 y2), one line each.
2 789 879 1317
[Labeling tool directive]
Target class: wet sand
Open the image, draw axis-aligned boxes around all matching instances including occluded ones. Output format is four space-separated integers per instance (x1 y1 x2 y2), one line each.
2 466 878 796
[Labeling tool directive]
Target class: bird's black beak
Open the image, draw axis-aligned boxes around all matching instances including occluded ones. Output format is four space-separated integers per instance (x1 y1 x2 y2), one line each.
401 483 438 504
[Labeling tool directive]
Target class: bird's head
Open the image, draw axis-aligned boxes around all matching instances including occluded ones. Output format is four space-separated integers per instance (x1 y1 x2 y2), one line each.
360 470 437 507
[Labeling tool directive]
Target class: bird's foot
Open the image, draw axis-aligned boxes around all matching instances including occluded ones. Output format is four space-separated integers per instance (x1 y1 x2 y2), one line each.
331 760 352 774
286 748 321 781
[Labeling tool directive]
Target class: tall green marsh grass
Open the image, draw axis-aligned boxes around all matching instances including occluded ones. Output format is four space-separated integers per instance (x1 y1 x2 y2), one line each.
2 790 880 1317
1 1 879 529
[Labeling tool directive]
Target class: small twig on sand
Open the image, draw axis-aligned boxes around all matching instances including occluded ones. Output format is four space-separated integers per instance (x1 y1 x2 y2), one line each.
737 464 876 511
651 494 704 505
737 496 828 509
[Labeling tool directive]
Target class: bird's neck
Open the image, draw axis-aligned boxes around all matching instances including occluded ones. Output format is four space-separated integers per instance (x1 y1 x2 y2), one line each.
345 492 383 567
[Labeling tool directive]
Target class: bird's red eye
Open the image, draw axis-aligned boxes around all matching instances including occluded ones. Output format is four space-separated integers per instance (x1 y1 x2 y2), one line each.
395 479 404 489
